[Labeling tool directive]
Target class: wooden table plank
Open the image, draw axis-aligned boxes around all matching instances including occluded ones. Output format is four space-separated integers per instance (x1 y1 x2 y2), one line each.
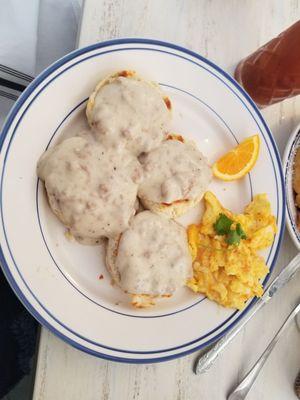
33 1 300 399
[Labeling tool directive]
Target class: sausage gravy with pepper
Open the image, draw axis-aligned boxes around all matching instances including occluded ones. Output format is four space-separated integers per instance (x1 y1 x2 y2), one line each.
113 211 192 296
138 139 212 204
88 76 171 155
37 136 142 244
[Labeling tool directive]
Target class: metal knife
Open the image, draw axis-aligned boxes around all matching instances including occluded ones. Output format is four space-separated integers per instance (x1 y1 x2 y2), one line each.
194 252 300 375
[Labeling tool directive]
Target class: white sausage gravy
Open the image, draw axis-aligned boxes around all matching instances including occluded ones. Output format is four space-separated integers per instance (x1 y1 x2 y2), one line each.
113 211 192 296
37 136 142 244
88 76 171 155
138 139 212 204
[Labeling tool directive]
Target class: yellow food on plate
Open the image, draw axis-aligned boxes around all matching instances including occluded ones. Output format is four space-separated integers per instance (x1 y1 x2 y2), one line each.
187 191 277 309
212 134 260 181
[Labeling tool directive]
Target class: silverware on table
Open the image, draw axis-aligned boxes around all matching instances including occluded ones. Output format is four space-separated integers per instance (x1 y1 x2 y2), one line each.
194 252 300 375
0 64 33 101
0 64 33 82
0 89 18 101
227 302 300 400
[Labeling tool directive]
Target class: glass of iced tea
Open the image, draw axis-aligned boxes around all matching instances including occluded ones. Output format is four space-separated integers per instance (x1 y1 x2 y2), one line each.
235 20 300 108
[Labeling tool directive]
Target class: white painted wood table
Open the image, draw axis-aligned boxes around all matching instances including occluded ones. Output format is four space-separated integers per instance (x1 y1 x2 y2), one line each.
33 1 300 399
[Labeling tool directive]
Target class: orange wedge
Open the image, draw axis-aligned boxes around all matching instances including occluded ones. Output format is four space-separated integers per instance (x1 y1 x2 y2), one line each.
212 135 260 181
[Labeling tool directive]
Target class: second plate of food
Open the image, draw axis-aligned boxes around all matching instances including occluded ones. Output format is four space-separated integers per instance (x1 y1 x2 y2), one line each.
0 39 285 362
283 122 300 250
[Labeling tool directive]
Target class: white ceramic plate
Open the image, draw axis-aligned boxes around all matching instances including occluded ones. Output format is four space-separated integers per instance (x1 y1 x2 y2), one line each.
283 123 300 250
0 39 285 363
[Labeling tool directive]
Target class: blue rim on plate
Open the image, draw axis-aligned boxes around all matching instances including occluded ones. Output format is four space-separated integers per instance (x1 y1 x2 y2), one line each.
283 123 300 250
0 38 285 363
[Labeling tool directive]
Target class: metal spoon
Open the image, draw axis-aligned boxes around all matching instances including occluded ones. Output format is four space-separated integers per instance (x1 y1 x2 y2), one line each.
227 302 300 400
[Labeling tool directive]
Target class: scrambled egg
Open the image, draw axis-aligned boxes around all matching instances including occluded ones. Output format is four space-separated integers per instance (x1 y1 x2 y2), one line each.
187 191 277 309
